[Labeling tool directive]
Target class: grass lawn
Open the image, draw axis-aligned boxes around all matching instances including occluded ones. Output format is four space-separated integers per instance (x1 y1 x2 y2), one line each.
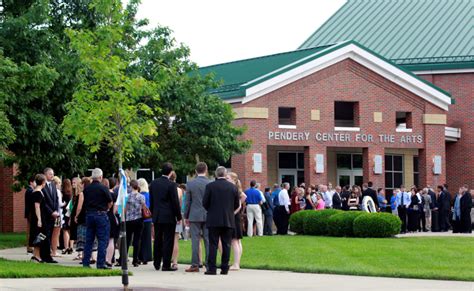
0 233 27 250
0 233 122 278
178 235 474 281
0 258 122 278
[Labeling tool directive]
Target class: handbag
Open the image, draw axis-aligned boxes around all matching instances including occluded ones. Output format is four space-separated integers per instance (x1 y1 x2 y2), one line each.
32 232 46 246
142 204 152 219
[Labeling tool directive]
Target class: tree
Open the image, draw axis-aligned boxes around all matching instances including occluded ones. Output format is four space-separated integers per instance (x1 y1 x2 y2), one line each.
0 55 16 157
132 26 251 175
62 0 159 169
0 0 95 182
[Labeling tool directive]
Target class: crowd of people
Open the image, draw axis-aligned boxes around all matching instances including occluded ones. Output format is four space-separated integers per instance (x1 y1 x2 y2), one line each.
24 164 473 274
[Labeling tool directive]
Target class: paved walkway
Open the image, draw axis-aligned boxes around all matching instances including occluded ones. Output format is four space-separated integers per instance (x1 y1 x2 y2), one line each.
1 247 473 291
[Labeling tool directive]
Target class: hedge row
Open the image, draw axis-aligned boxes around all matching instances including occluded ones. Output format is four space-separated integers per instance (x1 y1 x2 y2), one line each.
289 210 401 238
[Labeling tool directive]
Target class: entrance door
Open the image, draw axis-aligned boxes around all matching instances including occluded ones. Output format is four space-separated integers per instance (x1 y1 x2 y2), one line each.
279 169 297 189
337 169 363 187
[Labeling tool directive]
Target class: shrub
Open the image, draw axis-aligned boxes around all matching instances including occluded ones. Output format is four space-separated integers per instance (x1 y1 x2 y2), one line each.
303 209 341 236
289 210 313 234
353 212 402 238
327 211 366 237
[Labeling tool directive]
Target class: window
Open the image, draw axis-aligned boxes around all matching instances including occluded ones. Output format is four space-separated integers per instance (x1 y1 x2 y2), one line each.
278 152 304 169
335 101 359 128
413 156 419 188
385 155 403 191
278 107 296 128
396 112 412 131
336 153 363 169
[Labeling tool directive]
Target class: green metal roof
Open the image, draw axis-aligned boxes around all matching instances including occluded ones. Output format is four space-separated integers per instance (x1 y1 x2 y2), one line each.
199 45 332 99
299 0 474 67
199 40 452 103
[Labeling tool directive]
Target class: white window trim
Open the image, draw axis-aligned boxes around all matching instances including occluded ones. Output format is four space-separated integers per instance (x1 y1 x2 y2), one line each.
396 128 413 133
334 127 360 132
278 124 297 129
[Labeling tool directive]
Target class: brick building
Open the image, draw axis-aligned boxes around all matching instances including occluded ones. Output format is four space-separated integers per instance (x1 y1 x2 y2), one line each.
0 0 472 232
199 0 472 193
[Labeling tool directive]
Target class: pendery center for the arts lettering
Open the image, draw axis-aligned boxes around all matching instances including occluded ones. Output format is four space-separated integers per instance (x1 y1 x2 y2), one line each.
268 131 423 144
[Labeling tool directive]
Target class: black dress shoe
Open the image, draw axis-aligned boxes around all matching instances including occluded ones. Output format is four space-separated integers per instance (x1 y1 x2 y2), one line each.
220 270 229 275
204 270 217 275
154 265 161 271
44 259 58 264
162 266 178 271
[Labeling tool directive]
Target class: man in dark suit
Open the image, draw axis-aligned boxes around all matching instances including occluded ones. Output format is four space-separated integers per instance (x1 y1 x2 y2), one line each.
150 162 182 271
362 182 379 208
41 167 59 263
202 166 239 275
460 185 472 233
340 185 351 211
24 176 36 254
436 185 451 231
332 186 342 210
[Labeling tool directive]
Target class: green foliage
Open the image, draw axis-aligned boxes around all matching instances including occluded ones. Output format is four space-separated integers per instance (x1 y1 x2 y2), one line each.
131 26 250 174
327 211 366 237
303 209 341 235
0 0 250 181
62 0 159 168
0 0 94 183
353 212 401 238
289 210 313 234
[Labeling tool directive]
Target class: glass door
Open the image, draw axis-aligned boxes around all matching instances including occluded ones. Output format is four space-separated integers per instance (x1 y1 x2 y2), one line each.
337 169 363 187
279 169 297 189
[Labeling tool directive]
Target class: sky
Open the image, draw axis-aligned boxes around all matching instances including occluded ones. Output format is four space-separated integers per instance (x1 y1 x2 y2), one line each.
136 0 346 67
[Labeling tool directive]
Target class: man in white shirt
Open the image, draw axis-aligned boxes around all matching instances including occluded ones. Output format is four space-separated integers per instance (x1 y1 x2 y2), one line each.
321 185 333 208
277 183 290 235
396 185 411 233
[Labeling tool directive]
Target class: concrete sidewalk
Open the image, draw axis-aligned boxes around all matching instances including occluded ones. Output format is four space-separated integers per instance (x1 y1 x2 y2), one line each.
0 247 473 291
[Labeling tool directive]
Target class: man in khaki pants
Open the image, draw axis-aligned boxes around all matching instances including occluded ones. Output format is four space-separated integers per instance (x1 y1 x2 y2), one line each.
244 180 263 237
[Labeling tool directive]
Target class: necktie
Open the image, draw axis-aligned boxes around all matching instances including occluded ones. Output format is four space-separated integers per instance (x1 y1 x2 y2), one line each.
401 192 404 207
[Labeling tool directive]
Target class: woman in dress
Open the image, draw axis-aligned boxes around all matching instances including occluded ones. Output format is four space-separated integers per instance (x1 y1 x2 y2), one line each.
227 171 247 271
304 186 316 210
74 177 92 262
69 177 80 258
51 176 64 257
29 174 47 262
316 193 326 210
124 179 146 267
348 186 360 210
170 171 183 269
289 187 300 214
103 178 119 267
407 187 420 232
137 178 152 265
61 178 73 255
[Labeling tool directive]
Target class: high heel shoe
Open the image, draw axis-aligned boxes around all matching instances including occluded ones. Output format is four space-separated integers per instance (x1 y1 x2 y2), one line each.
67 248 73 255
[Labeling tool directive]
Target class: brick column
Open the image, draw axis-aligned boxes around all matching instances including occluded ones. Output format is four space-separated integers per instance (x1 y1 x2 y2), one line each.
419 124 446 187
304 145 327 186
362 146 385 189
